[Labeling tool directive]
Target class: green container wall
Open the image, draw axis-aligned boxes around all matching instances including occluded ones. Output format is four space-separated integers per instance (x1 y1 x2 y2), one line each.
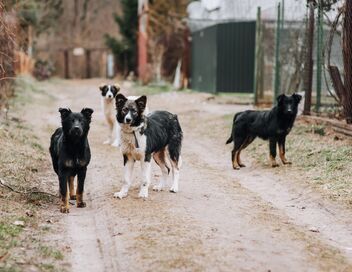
191 21 256 93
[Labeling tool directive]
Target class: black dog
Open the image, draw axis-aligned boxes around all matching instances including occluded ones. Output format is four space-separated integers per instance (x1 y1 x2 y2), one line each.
49 108 93 213
113 94 183 199
226 93 302 169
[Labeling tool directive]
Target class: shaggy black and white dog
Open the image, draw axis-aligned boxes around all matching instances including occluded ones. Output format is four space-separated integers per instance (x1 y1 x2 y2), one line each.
113 94 183 199
99 84 150 147
226 93 302 169
49 108 93 213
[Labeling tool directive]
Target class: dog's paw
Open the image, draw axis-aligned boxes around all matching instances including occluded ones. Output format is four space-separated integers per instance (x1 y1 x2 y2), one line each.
60 207 70 213
114 191 127 199
239 163 246 168
138 188 149 199
77 202 86 208
111 140 120 147
70 195 76 200
169 185 178 193
283 161 292 165
153 184 163 192
271 162 279 168
103 140 111 145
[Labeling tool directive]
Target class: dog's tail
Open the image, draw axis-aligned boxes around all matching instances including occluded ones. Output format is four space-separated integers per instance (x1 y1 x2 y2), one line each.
226 112 241 144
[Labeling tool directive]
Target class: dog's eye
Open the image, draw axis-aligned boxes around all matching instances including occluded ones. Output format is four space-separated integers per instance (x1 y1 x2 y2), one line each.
122 108 128 114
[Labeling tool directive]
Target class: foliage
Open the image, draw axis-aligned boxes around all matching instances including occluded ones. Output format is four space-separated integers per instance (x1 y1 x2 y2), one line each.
4 0 63 34
105 0 138 76
148 0 188 80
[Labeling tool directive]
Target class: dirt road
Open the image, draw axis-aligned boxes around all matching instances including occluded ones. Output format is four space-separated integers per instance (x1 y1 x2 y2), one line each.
23 79 352 271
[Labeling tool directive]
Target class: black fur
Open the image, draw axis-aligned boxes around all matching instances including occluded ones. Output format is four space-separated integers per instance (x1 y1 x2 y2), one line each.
144 111 183 163
49 107 93 212
226 93 302 169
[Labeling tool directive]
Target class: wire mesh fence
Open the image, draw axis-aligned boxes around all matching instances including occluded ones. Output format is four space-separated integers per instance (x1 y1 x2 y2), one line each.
254 0 344 115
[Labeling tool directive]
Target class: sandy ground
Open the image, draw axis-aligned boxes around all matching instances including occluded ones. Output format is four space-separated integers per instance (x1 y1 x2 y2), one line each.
22 79 352 272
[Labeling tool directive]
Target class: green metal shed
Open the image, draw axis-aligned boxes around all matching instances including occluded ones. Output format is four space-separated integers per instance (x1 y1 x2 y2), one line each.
191 21 256 93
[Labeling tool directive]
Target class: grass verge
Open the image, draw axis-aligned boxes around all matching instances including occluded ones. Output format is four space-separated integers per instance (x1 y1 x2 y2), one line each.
0 76 65 272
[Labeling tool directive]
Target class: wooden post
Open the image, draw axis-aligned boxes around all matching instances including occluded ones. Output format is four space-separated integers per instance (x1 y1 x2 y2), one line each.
85 49 91 78
64 50 69 79
273 2 281 104
316 0 323 112
254 7 261 105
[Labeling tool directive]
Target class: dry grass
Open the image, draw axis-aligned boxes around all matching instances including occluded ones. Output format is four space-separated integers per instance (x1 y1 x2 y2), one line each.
245 121 352 205
0 76 64 272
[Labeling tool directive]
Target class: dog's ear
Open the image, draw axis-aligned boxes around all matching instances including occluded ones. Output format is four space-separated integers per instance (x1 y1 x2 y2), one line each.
112 84 120 93
135 95 147 113
59 108 71 119
292 93 302 104
115 93 128 110
276 94 286 105
81 108 94 121
99 84 107 92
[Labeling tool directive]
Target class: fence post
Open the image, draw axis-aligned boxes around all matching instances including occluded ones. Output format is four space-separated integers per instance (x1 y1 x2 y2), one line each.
303 0 315 115
316 0 323 112
254 7 261 105
273 2 281 104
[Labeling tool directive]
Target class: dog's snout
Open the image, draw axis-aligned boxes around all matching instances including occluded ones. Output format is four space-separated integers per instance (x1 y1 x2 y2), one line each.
125 117 132 123
74 126 80 131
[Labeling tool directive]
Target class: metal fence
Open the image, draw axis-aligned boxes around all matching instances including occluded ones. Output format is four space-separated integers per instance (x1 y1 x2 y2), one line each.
255 1 343 112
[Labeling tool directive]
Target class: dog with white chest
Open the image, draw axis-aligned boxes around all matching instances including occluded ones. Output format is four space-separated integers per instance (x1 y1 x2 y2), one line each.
99 84 150 147
113 93 183 199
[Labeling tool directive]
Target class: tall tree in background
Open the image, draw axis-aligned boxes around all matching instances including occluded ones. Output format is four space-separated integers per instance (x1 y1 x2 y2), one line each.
328 0 352 124
148 0 188 81
105 0 138 77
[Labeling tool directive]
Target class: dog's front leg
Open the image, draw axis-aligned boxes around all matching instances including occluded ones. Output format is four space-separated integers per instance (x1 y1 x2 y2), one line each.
76 168 87 208
59 172 70 213
114 155 134 199
278 136 291 165
138 158 151 199
269 139 279 167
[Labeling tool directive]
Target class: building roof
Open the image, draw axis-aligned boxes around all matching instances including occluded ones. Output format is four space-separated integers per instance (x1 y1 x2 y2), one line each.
187 0 340 32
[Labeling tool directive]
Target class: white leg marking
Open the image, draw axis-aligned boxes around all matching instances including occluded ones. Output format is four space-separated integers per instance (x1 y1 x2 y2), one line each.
114 158 134 199
138 160 151 199
111 121 121 147
170 156 181 193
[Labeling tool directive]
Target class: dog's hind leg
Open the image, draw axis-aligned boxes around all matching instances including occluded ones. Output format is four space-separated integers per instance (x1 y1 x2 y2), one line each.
59 174 70 213
236 136 255 167
168 139 182 193
169 157 181 193
114 155 135 199
153 149 170 192
69 176 76 200
278 136 292 165
269 139 279 167
232 136 246 170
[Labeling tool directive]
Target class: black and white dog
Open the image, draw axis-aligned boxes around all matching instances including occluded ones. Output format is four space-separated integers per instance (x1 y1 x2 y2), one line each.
49 108 93 213
99 84 149 147
113 94 183 199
